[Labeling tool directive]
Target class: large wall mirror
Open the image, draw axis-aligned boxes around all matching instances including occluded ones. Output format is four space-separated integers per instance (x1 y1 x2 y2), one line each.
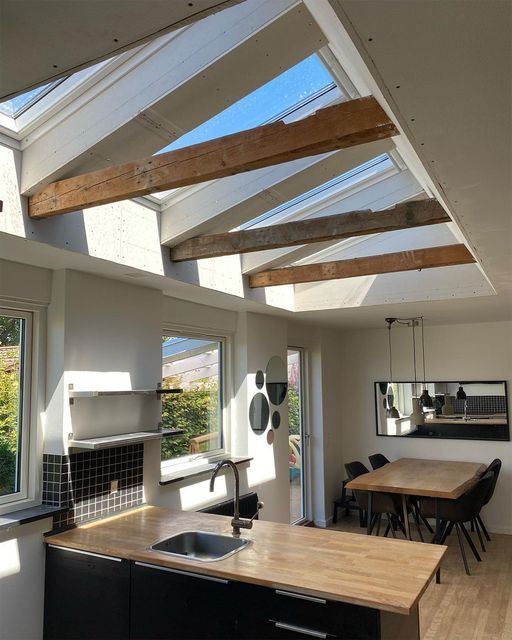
375 381 509 441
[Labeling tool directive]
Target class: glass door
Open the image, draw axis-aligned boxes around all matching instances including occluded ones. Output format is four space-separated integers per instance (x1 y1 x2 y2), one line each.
287 348 307 523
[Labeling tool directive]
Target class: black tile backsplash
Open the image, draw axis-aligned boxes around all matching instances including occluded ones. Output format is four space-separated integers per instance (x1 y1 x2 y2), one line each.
453 395 507 415
43 444 144 529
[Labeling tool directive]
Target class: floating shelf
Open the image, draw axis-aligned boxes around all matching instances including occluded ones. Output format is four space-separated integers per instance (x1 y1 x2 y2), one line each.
69 387 182 399
67 428 185 450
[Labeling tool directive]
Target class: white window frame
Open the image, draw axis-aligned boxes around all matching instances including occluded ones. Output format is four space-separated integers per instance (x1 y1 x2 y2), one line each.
160 329 230 475
0 308 33 508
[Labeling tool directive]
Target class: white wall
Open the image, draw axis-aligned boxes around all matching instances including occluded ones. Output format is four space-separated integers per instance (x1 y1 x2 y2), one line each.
337 320 512 533
0 519 53 640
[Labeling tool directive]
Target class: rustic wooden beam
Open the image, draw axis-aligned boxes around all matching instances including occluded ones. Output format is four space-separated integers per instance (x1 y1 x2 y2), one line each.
170 199 450 261
28 96 397 219
248 244 475 288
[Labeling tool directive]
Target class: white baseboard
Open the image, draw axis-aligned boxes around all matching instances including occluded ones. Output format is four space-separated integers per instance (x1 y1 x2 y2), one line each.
314 517 333 528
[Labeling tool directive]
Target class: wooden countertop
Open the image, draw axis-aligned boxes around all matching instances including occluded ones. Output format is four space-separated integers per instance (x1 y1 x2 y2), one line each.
45 506 446 616
346 458 486 498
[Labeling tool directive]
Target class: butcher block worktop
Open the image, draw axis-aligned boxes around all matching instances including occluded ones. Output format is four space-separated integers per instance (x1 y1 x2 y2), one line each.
45 506 445 615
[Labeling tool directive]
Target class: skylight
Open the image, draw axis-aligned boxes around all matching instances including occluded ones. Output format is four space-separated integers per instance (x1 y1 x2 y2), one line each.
0 79 64 118
158 54 336 154
240 154 393 229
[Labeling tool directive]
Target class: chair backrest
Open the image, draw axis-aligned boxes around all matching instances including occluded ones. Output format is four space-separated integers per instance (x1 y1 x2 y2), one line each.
368 453 390 470
345 460 370 480
447 472 494 523
481 458 501 506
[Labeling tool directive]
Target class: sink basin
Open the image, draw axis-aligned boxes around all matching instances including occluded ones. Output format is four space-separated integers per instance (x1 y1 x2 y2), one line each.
149 530 251 562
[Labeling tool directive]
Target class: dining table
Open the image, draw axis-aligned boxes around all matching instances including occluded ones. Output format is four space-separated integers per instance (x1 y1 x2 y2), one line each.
345 457 486 581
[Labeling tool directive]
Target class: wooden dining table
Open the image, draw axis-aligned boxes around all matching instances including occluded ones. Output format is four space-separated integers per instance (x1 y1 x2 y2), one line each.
346 457 486 555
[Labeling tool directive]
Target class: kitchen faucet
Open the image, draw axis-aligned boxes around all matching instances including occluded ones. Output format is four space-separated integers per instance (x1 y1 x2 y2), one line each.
209 460 262 537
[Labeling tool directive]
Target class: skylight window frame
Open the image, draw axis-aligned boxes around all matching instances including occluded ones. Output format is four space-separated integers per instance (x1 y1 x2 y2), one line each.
240 153 396 230
0 78 67 120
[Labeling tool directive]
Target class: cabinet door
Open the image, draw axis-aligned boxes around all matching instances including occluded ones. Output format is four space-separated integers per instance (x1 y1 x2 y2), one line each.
44 545 130 640
130 561 236 639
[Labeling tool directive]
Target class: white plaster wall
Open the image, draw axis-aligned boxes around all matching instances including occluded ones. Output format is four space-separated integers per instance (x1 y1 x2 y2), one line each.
337 320 512 533
0 519 53 640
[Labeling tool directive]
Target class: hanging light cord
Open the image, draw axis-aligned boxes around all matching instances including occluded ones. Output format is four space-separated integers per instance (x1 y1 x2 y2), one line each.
421 316 426 387
388 322 393 382
411 319 417 395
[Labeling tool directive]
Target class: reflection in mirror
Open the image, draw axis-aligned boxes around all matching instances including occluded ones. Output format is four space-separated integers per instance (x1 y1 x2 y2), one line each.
266 356 288 405
375 381 509 441
271 411 281 429
255 370 264 389
249 393 270 434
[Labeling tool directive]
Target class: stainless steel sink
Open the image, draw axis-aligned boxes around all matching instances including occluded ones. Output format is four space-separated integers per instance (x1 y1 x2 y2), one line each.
148 530 251 562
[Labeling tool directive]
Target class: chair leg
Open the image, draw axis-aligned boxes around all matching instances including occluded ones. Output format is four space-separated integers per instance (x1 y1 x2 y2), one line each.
477 515 491 542
394 516 407 538
473 518 486 552
333 503 338 525
368 512 379 535
388 514 397 538
412 509 424 542
376 513 382 537
470 520 475 532
383 523 391 537
420 513 434 534
460 522 482 562
440 521 454 545
455 523 471 575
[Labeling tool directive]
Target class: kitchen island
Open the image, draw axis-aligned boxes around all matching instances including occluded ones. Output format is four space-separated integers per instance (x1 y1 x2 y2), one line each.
44 506 446 639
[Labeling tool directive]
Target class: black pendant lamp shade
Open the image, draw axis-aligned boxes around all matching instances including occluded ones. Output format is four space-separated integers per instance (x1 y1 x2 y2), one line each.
457 385 467 400
419 387 434 407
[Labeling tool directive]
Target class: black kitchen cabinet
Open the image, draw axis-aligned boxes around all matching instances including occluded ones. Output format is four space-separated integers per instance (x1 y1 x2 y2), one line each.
130 561 236 639
44 550 418 640
235 582 381 639
44 545 130 640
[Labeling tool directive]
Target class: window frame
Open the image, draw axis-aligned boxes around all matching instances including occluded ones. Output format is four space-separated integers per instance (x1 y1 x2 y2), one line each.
0 307 33 508
160 328 229 474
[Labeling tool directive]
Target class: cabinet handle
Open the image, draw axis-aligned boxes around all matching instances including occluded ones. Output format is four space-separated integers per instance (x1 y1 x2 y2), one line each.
134 561 228 584
270 621 330 638
48 545 122 562
275 590 327 604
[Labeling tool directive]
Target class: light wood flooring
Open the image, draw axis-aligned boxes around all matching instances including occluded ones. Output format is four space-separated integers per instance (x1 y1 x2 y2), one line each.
329 515 512 640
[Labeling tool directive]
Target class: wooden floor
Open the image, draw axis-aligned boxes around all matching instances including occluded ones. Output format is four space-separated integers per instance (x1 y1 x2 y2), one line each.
329 515 512 639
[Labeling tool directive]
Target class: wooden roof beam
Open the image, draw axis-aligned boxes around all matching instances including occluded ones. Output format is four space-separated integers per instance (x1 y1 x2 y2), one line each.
248 244 475 288
170 199 450 261
28 96 397 219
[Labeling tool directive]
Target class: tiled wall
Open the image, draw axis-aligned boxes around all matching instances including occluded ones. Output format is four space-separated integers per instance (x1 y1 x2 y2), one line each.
452 395 507 415
43 444 144 529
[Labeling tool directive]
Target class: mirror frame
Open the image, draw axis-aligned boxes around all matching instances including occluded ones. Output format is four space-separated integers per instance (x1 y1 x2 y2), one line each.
374 379 510 442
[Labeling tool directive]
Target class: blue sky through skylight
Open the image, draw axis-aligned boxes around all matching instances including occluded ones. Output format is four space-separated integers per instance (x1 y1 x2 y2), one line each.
0 81 62 118
159 54 334 154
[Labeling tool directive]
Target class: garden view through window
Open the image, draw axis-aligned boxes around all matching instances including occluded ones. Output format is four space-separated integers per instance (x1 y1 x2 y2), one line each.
161 335 223 463
0 313 26 499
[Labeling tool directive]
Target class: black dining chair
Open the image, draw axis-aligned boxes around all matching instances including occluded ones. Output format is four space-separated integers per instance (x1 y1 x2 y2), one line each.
345 461 422 539
474 458 501 544
368 453 390 470
420 472 494 575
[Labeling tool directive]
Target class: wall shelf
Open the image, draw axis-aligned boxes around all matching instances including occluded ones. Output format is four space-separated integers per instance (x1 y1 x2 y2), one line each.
67 428 185 450
68 385 182 403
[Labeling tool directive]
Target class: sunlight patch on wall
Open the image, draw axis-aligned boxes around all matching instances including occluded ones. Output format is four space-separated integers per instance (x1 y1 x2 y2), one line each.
0 538 20 579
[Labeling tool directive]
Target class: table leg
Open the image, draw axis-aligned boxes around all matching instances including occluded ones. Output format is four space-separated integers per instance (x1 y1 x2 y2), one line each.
435 497 441 584
367 492 373 536
401 494 411 540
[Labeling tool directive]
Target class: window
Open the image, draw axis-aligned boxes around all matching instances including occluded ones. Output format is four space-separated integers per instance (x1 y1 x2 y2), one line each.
0 79 65 118
158 54 336 155
0 309 32 506
161 334 224 466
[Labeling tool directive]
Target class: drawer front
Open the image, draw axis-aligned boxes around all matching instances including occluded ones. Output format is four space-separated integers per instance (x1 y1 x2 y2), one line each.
236 583 379 640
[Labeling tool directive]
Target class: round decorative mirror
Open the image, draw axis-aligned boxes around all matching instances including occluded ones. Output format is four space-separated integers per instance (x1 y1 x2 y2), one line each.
249 393 270 433
271 411 281 429
255 370 264 389
266 355 288 405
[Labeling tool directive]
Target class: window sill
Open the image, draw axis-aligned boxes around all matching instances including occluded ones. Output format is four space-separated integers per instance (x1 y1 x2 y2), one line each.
159 455 252 486
0 504 66 533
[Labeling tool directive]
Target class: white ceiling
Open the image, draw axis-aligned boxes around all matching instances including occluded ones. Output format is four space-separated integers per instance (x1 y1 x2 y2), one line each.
0 0 242 100
1 0 510 330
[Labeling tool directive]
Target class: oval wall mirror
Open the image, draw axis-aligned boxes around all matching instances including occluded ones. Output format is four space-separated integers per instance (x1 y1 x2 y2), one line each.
255 370 264 389
266 356 288 405
271 411 281 429
249 393 270 434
